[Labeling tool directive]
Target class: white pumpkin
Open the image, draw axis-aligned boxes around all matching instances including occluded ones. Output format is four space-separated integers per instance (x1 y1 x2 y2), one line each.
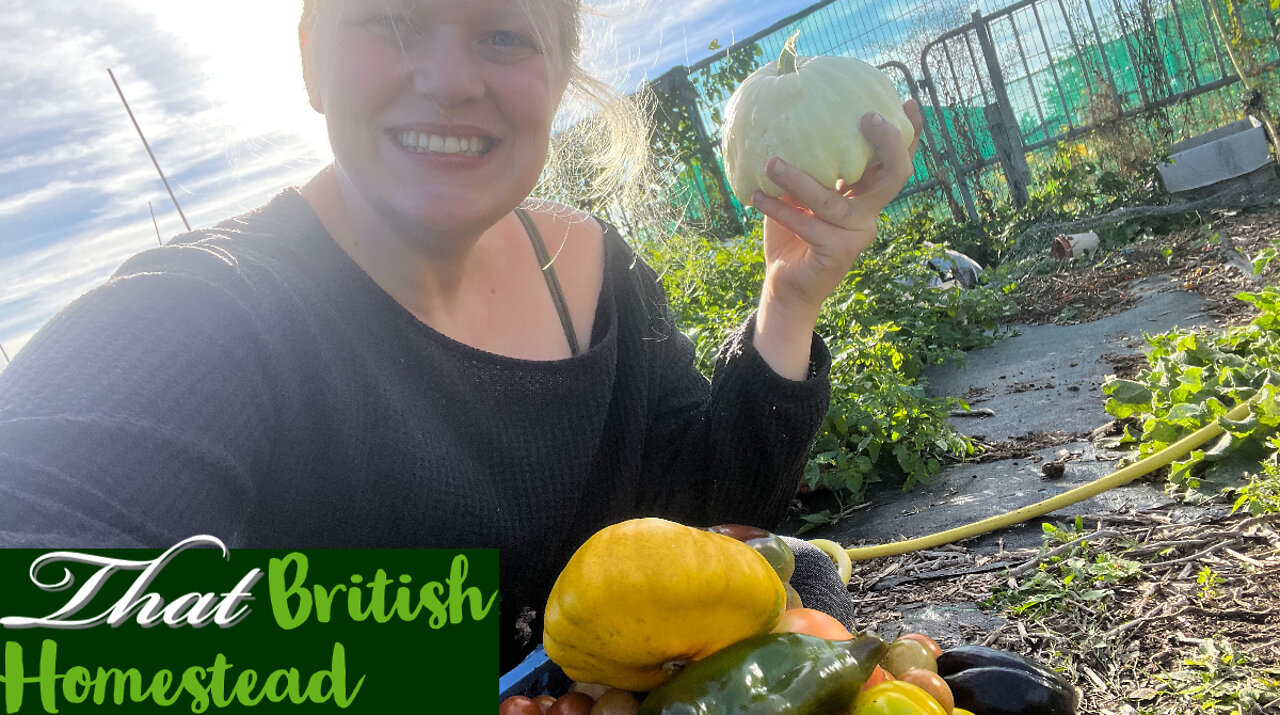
721 34 913 204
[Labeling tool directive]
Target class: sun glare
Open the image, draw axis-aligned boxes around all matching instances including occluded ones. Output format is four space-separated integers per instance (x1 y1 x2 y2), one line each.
125 0 331 160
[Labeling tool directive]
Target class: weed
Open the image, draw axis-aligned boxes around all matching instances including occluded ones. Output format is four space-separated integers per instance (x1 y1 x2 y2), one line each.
985 518 1140 619
1194 566 1224 601
640 222 1013 506
1232 435 1280 516
1153 638 1280 714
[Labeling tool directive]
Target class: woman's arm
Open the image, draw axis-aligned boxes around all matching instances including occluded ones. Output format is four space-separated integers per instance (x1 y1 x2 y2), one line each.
622 255 830 530
0 247 274 547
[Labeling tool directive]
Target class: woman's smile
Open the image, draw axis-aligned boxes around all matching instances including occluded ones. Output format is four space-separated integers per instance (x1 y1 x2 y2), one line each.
392 130 496 158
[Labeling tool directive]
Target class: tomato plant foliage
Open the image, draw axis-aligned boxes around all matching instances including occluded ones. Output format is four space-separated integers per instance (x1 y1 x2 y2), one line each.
640 224 1015 505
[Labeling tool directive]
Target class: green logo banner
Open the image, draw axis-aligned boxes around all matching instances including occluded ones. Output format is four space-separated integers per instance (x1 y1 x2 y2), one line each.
0 537 497 712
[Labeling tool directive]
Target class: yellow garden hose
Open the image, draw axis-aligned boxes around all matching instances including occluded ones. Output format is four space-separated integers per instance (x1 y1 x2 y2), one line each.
811 400 1255 567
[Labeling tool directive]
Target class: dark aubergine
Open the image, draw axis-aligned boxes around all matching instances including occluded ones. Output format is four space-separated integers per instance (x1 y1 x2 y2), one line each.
945 666 1077 715
937 645 1074 693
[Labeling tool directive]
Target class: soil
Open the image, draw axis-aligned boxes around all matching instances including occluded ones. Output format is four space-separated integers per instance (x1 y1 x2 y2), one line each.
845 203 1280 714
964 430 1089 463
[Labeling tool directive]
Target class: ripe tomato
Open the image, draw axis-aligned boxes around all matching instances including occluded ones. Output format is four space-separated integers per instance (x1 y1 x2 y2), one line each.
770 607 854 640
896 669 954 714
548 692 594 715
861 665 895 692
499 696 544 715
895 633 944 660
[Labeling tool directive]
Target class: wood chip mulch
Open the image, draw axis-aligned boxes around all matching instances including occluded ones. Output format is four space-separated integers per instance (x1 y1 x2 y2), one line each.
1008 204 1280 328
838 204 1280 713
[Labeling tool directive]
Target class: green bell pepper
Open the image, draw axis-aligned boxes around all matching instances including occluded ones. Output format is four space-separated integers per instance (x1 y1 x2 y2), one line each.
638 631 888 715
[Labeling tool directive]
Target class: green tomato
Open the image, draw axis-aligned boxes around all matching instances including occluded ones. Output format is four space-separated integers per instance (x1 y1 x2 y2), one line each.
882 639 937 677
746 534 796 583
706 525 796 583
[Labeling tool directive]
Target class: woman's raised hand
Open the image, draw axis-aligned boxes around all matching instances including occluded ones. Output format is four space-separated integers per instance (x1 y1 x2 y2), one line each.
748 99 923 379
750 99 923 317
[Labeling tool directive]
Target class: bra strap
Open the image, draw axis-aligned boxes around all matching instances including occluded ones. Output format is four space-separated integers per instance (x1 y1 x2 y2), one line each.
514 207 581 356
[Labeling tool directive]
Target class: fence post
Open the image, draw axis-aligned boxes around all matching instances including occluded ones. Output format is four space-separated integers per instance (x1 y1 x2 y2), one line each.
667 68 744 236
972 10 1032 208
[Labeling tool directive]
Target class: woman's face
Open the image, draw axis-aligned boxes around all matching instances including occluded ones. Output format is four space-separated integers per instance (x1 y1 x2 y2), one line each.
303 0 570 241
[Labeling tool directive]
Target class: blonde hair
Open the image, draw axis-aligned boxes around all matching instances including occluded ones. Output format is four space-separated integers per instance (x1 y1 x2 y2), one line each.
300 0 665 237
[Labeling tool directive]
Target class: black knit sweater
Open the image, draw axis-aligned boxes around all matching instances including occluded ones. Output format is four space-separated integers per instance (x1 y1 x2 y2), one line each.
0 190 831 669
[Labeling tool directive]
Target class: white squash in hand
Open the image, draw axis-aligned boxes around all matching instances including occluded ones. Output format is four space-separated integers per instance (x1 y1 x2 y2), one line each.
721 33 913 204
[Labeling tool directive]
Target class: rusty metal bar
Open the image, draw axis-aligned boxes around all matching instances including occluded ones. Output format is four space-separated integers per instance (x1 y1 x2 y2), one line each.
1196 0 1230 79
1055 0 1097 100
1168 0 1201 90
974 9 1032 206
1083 0 1123 108
921 33 982 221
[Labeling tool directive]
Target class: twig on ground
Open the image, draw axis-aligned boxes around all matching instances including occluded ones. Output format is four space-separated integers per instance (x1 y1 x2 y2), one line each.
1008 530 1122 577
1141 537 1242 570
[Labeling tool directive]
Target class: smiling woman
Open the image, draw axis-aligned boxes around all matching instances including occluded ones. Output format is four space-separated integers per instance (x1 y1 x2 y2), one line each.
0 0 920 675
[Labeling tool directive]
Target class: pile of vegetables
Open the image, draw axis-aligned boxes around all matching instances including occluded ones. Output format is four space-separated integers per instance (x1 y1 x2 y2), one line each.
499 518 1079 715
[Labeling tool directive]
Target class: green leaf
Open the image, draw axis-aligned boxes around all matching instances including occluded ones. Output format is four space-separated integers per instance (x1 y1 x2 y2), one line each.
1166 401 1205 425
1219 414 1261 438
1143 419 1183 444
1106 379 1153 404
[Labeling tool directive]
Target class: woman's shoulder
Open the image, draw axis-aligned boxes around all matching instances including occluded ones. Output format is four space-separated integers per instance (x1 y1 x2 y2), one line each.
113 189 328 283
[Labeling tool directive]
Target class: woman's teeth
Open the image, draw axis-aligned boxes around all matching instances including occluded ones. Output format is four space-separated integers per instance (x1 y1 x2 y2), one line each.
397 131 492 156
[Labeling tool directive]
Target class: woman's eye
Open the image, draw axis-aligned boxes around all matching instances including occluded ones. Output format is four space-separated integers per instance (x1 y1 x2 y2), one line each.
487 30 534 50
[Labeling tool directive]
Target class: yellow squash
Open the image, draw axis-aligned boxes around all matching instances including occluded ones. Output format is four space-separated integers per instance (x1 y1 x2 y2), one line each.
543 517 786 691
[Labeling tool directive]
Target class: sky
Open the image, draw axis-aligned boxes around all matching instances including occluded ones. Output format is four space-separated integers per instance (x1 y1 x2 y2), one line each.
0 0 828 363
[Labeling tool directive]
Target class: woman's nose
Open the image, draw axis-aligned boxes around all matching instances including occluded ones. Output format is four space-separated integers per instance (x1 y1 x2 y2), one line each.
407 35 485 106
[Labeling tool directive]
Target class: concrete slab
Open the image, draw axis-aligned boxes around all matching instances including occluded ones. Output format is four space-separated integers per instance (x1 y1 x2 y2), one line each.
788 278 1221 555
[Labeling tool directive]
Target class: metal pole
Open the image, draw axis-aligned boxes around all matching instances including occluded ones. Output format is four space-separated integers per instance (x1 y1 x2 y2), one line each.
108 68 191 233
973 9 1032 208
671 68 742 236
148 201 163 246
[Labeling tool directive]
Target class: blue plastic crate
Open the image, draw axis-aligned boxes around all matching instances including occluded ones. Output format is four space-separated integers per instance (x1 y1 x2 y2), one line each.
498 646 570 702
